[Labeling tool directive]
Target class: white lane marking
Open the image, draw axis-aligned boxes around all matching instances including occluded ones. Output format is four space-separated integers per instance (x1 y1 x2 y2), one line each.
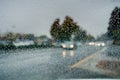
71 47 106 68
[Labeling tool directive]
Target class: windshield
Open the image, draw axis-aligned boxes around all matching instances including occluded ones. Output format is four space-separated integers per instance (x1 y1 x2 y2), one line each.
0 0 120 80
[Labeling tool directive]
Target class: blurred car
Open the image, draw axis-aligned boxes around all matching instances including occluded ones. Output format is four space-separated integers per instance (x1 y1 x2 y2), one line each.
94 42 105 46
88 42 95 46
88 41 105 46
61 41 77 50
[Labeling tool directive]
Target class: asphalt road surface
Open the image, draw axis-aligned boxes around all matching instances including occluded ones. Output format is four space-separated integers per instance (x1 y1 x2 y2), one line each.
0 46 111 80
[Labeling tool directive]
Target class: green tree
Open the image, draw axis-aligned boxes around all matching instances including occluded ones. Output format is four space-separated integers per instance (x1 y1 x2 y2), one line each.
50 18 61 40
74 29 87 41
24 34 35 40
107 7 120 40
97 33 109 41
6 32 15 41
61 16 79 41
50 16 79 41
39 35 48 39
86 34 95 41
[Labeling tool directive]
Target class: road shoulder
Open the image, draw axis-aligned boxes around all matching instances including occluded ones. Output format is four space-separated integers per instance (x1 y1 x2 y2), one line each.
71 47 120 78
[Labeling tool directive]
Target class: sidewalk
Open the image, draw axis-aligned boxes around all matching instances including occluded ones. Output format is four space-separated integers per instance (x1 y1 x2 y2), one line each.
71 47 120 78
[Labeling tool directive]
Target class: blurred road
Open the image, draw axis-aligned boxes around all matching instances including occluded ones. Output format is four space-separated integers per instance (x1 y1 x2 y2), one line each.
0 46 113 80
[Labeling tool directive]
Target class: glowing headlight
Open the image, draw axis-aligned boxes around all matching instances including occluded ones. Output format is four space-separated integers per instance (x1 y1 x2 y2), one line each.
101 43 105 46
62 44 66 48
97 43 101 46
70 44 74 48
89 42 95 46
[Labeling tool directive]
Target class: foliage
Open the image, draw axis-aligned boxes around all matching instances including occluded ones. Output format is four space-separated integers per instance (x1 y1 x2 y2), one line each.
6 32 16 41
50 16 87 41
74 29 87 41
60 16 79 41
24 34 35 40
39 35 48 39
50 18 61 40
97 33 110 41
107 7 120 40
86 34 95 41
0 32 35 41
50 16 95 41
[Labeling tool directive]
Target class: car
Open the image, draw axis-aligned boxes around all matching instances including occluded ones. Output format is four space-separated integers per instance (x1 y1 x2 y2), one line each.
88 41 105 46
88 42 95 46
94 42 105 46
61 41 77 50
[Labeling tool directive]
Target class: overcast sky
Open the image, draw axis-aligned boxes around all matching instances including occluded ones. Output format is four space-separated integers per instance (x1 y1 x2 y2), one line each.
0 0 120 37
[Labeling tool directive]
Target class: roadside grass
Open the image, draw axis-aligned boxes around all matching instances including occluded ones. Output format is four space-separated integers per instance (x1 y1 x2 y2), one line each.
96 60 120 76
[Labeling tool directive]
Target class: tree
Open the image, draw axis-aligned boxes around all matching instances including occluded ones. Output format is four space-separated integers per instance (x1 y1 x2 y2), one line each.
74 29 87 41
86 34 95 41
50 16 79 41
50 18 61 40
107 7 120 41
97 33 109 41
61 16 79 41
24 34 35 40
6 32 15 41
39 35 48 39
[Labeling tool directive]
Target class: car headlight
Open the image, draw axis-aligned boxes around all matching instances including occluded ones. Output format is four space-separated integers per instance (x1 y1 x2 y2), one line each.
101 43 105 46
70 44 74 48
97 43 101 46
89 42 94 46
62 44 66 48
